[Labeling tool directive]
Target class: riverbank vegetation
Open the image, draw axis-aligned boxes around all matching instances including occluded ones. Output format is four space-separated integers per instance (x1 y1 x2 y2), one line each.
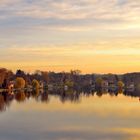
0 68 140 93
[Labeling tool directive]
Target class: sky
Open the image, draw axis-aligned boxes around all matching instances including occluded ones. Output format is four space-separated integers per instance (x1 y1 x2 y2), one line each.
0 0 140 74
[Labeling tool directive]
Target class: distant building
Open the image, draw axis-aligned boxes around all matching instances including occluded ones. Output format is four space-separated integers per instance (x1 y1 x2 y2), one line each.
108 80 117 91
125 82 135 92
48 84 53 91
64 85 68 91
90 79 96 90
8 81 14 91
101 80 108 88
40 81 44 89
26 85 32 91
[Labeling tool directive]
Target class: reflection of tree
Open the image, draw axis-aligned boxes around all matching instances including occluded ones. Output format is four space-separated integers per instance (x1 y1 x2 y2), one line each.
41 91 49 103
124 89 140 100
59 89 80 103
1 86 140 114
118 90 123 94
96 91 103 97
4 94 14 108
0 92 14 112
60 90 66 103
108 91 118 97
0 95 6 112
25 91 31 99
32 89 39 98
15 90 26 103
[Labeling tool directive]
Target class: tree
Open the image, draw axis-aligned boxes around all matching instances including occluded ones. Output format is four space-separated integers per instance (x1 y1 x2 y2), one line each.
95 77 103 87
65 80 74 88
16 69 25 77
95 77 103 91
2 79 9 89
41 71 49 84
0 68 13 84
118 81 124 88
14 77 25 89
32 79 40 89
117 81 124 93
70 70 81 76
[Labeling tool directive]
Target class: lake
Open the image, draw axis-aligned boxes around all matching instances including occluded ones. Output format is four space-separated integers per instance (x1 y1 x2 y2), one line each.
0 90 140 140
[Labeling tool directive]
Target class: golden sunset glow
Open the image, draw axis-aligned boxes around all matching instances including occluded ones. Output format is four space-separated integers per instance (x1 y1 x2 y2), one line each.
0 0 140 73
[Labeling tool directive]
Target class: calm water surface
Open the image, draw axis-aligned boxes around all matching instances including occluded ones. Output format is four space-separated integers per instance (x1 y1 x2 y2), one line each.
0 91 140 140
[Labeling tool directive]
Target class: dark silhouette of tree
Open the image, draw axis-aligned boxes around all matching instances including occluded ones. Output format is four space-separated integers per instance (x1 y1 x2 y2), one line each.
2 79 9 89
16 69 25 77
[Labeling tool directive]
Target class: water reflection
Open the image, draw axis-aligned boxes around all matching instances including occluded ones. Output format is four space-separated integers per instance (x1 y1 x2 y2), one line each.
0 88 140 112
0 95 6 112
0 89 140 140
40 90 49 103
59 89 80 103
15 91 26 103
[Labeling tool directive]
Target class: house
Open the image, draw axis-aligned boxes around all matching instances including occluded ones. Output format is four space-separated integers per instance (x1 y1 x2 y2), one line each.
90 80 96 90
8 81 14 91
108 80 117 91
48 84 53 91
26 85 32 92
101 80 108 88
39 81 43 89
91 84 95 90
39 81 45 89
64 85 68 91
125 82 135 92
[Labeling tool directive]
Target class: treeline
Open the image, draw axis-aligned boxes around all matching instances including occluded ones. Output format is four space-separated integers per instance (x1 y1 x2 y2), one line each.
1 68 140 91
0 68 91 90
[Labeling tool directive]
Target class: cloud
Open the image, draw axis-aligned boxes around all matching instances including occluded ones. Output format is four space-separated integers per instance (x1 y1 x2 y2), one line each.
0 0 140 42
15 0 140 21
0 0 140 29
0 0 19 6
5 38 140 57
0 0 140 73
